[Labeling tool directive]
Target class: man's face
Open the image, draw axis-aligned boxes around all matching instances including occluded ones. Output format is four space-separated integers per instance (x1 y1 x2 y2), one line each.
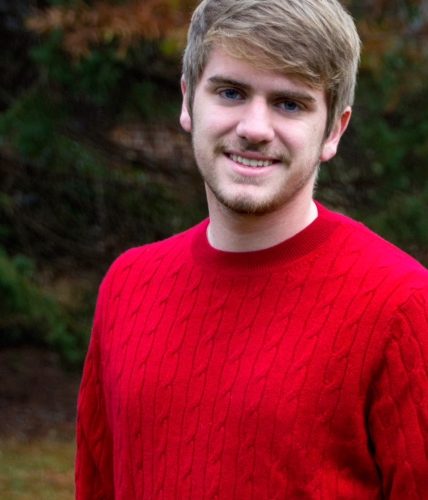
180 46 350 216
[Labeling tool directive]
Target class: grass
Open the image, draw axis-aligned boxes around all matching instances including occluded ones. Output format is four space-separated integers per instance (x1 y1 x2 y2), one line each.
0 438 75 500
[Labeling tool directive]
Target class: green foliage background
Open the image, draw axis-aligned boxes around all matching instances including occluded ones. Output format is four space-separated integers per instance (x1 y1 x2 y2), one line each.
1 0 427 366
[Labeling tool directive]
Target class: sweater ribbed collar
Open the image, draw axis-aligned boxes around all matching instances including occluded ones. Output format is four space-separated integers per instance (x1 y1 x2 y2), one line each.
191 202 345 273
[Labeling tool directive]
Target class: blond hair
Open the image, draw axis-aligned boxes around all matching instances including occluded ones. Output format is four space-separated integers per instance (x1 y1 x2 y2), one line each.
182 0 361 135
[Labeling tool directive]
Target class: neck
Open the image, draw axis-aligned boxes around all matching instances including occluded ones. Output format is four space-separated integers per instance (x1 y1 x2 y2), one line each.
206 191 318 253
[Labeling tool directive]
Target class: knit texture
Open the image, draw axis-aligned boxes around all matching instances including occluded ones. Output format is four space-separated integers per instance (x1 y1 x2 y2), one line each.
76 203 428 499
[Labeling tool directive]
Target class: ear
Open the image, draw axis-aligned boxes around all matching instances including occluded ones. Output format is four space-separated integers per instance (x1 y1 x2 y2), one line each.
179 77 192 132
320 107 352 162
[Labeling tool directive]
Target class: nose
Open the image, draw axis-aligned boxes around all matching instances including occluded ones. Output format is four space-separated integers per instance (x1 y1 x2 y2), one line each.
235 97 275 144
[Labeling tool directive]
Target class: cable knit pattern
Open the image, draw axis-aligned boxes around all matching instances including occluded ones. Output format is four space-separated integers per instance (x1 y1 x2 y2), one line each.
76 203 428 499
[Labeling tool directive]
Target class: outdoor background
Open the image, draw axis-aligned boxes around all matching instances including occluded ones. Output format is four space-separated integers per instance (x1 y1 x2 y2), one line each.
1 0 428 498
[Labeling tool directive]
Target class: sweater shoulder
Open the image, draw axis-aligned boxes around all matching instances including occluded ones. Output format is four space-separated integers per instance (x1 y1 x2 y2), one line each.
100 221 206 290
331 209 428 290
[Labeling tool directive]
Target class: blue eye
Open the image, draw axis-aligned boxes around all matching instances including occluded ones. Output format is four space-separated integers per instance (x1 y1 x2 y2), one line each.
279 101 301 113
278 100 301 112
219 88 243 100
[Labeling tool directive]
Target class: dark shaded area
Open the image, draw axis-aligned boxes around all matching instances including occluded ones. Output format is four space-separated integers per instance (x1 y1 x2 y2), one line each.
0 347 80 440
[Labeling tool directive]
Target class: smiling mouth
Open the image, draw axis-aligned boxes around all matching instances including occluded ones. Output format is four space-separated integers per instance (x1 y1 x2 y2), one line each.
228 153 276 168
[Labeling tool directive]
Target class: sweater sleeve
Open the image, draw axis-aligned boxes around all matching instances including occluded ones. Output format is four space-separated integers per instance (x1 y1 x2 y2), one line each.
75 274 114 499
368 287 428 499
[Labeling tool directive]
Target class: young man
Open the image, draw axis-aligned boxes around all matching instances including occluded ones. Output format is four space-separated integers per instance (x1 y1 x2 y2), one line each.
76 0 428 498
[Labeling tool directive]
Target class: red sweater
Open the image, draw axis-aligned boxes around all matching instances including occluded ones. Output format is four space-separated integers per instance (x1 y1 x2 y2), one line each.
76 203 428 499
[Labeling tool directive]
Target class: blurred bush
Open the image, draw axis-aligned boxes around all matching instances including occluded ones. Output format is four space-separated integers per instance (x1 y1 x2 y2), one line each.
0 0 203 365
0 249 83 365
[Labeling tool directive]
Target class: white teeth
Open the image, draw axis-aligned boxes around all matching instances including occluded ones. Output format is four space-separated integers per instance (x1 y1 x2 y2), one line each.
230 154 274 168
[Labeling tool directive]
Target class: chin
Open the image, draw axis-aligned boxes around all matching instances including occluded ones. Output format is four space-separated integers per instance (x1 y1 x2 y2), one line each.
215 191 287 216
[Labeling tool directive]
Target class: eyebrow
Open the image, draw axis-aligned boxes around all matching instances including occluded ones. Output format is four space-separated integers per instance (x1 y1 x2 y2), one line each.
207 76 252 92
207 75 317 104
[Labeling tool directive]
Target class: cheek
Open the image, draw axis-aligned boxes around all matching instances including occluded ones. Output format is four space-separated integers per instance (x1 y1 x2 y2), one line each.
194 102 238 133
194 119 228 150
304 123 327 154
277 127 311 153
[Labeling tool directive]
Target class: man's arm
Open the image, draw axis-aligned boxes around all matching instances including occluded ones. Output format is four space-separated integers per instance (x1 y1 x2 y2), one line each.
75 280 114 499
368 287 428 498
